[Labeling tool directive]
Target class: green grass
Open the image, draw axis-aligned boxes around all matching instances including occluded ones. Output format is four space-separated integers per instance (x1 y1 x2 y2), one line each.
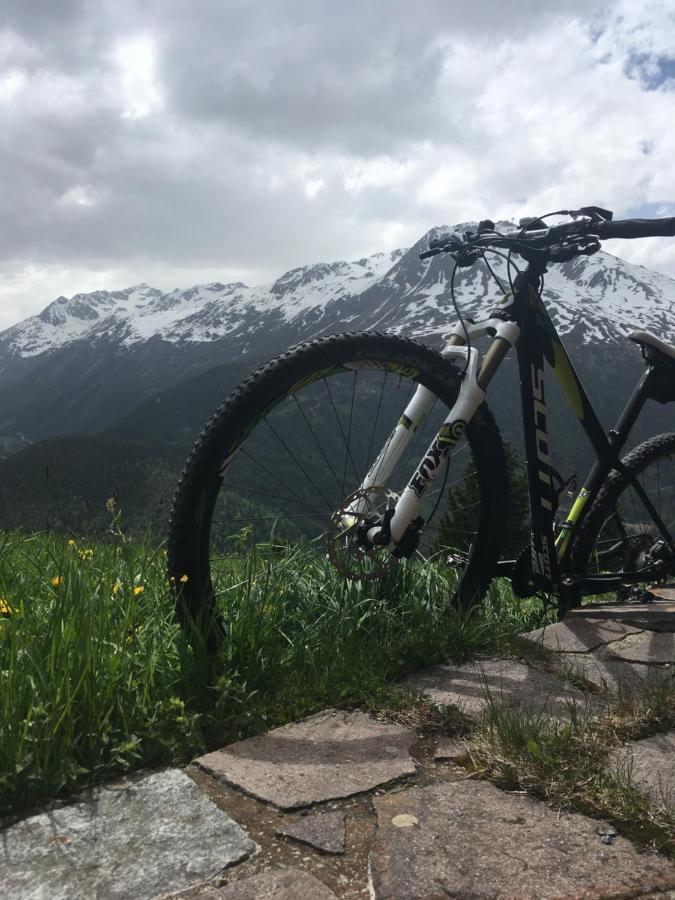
0 531 544 817
469 677 675 855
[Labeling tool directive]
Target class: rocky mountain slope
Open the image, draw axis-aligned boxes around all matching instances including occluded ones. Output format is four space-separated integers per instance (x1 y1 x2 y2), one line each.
0 220 672 463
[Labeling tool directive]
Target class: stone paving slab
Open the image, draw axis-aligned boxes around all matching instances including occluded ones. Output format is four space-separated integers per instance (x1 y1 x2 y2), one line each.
433 736 471 763
610 731 675 808
563 653 671 694
520 617 641 653
369 780 675 899
607 630 675 664
212 866 339 899
276 811 346 854
402 657 602 720
194 709 416 810
567 598 675 632
0 769 255 900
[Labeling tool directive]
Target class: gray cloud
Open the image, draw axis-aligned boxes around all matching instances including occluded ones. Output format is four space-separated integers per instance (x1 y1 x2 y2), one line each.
0 0 674 328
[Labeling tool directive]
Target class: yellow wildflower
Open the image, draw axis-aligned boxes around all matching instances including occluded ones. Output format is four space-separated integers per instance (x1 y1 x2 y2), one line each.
78 548 94 561
179 574 189 583
133 585 144 596
51 576 64 587
67 539 77 547
0 598 13 616
112 582 121 595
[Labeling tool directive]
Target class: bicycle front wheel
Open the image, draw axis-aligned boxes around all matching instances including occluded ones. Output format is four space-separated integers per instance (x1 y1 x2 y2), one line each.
168 333 507 642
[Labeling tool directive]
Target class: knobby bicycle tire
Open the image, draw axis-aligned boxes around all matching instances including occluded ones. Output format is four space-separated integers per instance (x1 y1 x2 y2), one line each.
571 432 675 588
167 332 508 647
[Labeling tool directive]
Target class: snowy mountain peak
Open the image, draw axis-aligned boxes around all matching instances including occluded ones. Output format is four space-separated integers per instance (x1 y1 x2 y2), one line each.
1 229 674 361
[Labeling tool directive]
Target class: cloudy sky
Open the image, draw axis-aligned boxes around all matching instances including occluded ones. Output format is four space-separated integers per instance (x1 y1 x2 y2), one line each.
0 0 674 329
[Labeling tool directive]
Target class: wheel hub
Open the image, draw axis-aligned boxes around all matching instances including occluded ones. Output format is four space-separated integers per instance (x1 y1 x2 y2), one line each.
327 486 399 580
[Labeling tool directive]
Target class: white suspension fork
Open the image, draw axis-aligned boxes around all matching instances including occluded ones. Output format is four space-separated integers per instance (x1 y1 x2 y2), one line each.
369 343 484 545
348 318 521 547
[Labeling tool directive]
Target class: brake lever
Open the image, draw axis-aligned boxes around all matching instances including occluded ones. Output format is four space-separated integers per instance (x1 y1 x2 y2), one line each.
452 249 482 267
420 233 477 263
548 236 601 262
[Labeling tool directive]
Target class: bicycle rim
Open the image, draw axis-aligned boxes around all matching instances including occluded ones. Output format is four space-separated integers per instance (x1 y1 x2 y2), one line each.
168 334 507 633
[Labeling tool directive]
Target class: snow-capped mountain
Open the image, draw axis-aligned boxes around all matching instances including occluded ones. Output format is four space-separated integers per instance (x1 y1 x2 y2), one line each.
2 224 673 362
0 223 673 444
0 250 405 358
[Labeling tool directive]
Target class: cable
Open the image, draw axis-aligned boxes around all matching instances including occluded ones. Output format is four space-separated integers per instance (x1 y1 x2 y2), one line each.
425 443 452 526
478 246 522 296
479 250 507 294
448 260 471 376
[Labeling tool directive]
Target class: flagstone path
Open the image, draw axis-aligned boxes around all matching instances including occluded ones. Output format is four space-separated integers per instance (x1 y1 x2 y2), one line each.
1 595 673 899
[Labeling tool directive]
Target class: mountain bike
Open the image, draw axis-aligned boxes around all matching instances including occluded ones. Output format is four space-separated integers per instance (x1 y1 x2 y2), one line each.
168 206 675 647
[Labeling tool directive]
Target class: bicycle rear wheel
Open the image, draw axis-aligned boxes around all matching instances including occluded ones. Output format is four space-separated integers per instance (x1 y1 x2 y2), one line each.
168 333 507 645
571 433 675 594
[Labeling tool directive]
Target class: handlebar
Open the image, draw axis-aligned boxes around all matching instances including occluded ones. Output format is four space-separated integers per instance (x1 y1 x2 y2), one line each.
420 210 675 264
596 218 675 239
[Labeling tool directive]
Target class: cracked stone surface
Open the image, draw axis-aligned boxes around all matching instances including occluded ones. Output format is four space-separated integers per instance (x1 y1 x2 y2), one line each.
194 709 416 809
567 598 675 632
369 780 675 899
610 732 675 808
0 769 255 900
276 811 346 854
520 616 641 653
213 867 339 899
607 630 675 664
564 653 671 693
402 657 601 720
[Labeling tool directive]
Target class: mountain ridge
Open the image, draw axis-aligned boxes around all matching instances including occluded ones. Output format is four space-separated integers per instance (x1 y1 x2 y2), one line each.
0 221 673 445
0 222 673 536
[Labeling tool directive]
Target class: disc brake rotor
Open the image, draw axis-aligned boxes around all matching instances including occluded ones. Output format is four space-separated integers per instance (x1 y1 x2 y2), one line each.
327 486 399 580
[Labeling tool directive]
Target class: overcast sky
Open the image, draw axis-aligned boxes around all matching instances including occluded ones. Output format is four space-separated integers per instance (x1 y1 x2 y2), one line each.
0 0 674 329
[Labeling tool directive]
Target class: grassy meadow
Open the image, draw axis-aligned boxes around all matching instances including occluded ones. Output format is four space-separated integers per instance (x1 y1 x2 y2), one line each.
0 528 546 816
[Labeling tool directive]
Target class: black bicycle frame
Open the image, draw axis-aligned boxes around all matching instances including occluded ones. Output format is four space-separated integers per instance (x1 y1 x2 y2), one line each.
498 260 672 597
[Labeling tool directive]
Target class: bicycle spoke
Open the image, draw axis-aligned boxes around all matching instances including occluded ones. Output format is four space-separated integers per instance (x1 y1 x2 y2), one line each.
221 482 330 512
364 370 387 482
322 377 360 491
341 370 358 496
292 393 344 494
263 416 334 510
238 447 324 510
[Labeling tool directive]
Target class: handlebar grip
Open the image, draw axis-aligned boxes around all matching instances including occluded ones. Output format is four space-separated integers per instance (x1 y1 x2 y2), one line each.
597 217 675 239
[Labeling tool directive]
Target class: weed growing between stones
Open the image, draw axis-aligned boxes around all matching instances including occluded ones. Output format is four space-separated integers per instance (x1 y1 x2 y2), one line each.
0 531 541 817
469 676 675 856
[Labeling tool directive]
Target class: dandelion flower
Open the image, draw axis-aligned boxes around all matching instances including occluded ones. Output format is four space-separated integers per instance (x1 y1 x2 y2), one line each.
133 585 144 596
67 539 77 547
51 576 64 587
0 598 13 616
112 582 121 595
179 574 189 583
